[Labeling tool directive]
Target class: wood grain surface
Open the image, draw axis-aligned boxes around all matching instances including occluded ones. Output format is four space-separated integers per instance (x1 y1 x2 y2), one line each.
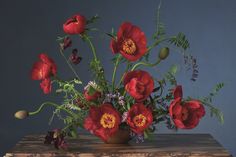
4 134 232 157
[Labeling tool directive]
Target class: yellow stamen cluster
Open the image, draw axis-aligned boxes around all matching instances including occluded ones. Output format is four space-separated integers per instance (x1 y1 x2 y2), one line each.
100 113 116 129
133 114 147 127
122 38 136 55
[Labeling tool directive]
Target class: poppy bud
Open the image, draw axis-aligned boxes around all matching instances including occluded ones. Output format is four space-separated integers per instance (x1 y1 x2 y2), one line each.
14 110 29 119
159 47 169 60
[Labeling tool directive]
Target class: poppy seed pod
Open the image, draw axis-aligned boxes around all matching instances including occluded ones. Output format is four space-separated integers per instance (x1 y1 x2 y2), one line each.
14 110 29 119
159 47 169 60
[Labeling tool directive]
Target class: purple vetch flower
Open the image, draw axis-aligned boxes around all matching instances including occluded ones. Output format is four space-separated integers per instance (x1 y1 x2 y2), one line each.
136 134 144 143
70 49 82 65
103 92 126 105
103 93 114 103
129 131 144 143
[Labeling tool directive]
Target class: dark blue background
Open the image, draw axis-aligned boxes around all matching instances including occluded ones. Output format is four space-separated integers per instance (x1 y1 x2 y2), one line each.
0 0 235 156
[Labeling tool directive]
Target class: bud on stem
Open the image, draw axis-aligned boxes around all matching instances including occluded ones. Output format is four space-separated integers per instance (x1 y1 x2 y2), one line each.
159 47 169 60
14 110 29 119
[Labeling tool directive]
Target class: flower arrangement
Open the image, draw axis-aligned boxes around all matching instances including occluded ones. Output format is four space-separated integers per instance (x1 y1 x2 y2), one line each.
15 4 224 149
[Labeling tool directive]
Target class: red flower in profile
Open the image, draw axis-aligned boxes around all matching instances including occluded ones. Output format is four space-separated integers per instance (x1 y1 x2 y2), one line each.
84 90 101 101
63 14 86 35
40 78 52 94
169 98 205 129
84 103 121 141
126 103 153 134
169 85 205 129
124 70 154 102
110 22 147 61
31 53 56 94
31 53 57 80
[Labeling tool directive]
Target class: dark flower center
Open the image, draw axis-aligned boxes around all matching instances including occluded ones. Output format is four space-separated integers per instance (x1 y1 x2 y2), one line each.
122 38 136 55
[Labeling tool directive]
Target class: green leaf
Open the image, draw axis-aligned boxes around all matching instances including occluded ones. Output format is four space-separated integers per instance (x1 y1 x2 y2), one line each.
144 130 149 139
86 15 100 25
168 32 190 50
87 86 97 95
69 126 78 138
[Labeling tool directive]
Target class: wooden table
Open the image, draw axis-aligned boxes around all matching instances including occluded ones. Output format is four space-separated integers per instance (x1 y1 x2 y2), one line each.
5 134 232 157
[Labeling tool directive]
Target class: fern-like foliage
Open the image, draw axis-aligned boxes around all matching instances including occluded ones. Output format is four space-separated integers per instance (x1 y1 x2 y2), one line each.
168 32 190 50
203 83 224 103
153 0 165 39
164 65 178 86
198 83 225 124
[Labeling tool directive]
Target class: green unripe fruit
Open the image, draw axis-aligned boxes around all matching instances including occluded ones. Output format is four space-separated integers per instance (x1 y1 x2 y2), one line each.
159 47 169 60
14 110 29 119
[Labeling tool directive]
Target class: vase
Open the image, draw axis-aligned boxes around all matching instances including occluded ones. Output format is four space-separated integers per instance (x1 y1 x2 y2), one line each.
105 129 131 144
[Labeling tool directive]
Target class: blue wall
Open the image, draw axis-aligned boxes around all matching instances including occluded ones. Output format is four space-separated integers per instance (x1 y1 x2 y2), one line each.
0 0 235 156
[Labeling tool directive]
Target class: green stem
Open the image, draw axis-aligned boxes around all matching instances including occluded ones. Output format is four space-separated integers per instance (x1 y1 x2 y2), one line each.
83 34 98 61
112 55 122 91
117 62 131 87
29 102 75 117
59 48 81 81
131 59 161 71
147 37 171 52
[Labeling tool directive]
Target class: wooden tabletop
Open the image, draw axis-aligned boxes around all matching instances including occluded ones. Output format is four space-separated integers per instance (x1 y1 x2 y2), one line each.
5 134 232 157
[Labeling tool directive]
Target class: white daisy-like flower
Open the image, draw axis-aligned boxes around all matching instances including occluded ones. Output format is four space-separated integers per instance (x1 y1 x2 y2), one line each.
84 81 102 92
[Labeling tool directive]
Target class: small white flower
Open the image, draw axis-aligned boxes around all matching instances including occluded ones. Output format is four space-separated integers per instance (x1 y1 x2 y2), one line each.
84 81 102 92
122 112 128 122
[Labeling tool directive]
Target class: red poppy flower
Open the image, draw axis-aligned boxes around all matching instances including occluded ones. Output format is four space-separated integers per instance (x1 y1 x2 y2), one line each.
83 103 121 141
126 103 153 134
40 78 52 94
124 70 154 102
63 14 86 35
84 90 101 101
173 85 183 99
31 53 57 80
169 98 205 129
110 22 147 61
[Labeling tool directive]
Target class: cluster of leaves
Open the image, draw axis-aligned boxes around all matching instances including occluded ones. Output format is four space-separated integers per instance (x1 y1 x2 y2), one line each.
51 78 92 137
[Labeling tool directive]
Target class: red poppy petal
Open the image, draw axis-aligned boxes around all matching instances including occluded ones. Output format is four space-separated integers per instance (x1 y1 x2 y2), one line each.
185 100 201 109
169 97 182 117
63 15 86 35
40 78 52 94
117 22 133 39
110 39 119 54
89 106 102 121
173 85 183 99
31 62 51 80
195 104 205 118
173 119 186 129
183 112 200 129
